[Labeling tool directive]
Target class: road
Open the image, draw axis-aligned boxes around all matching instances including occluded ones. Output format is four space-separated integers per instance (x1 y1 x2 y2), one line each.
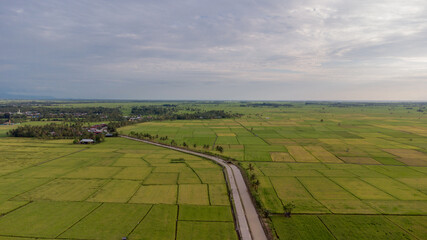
121 136 268 240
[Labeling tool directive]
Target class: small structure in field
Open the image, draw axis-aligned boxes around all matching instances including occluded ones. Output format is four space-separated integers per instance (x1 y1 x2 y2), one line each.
79 139 94 144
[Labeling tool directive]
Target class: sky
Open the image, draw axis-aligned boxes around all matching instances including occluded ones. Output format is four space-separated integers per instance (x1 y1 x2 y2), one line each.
1 0 427 100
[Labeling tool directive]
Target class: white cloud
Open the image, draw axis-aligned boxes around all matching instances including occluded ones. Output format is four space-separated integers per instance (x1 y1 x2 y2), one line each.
0 0 426 100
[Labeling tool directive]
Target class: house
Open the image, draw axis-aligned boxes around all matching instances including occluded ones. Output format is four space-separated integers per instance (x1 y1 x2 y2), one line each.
80 139 94 144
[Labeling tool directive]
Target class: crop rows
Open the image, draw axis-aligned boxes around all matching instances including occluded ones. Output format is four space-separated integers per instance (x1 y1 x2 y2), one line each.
0 137 237 240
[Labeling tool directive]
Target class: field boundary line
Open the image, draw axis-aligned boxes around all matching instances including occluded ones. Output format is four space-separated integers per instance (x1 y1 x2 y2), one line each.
184 161 203 184
264 176 284 212
9 178 58 201
0 201 31 217
357 177 398 200
175 205 179 240
82 178 113 202
324 175 364 201
127 204 154 237
361 164 415 190
233 119 271 146
316 216 338 240
294 176 331 213
55 202 103 238
384 215 422 240
0 148 89 178
126 166 155 203
175 182 180 205
207 184 212 205
212 135 218 150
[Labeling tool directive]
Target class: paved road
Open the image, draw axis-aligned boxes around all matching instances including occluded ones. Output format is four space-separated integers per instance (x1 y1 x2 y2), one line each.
121 136 268 240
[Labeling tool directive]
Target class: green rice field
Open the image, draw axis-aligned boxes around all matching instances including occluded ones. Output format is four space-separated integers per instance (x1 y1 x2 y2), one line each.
118 102 427 239
0 137 237 240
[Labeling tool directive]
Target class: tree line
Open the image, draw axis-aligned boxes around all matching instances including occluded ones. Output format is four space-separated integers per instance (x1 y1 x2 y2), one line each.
7 123 108 143
130 106 242 120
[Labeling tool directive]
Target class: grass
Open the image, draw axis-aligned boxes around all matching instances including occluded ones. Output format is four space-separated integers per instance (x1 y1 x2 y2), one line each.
2 101 427 239
196 168 226 183
298 177 357 200
0 198 28 215
86 180 140 203
271 215 335 240
178 205 233 221
319 215 416 240
319 199 378 214
62 166 122 179
0 136 236 239
208 184 230 205
330 177 395 200
386 216 427 240
362 178 427 200
129 185 177 204
176 221 237 240
0 201 100 238
14 179 106 201
129 204 178 240
59 203 152 240
286 146 319 162
270 152 295 162
143 172 178 185
113 166 152 180
178 184 210 205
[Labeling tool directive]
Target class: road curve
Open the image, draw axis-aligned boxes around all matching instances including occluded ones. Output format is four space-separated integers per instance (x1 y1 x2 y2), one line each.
121 135 268 240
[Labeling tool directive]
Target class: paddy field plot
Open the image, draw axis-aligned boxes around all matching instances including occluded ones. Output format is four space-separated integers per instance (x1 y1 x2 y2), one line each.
129 185 177 204
176 221 237 240
129 204 178 240
59 203 152 240
0 137 237 239
319 215 416 240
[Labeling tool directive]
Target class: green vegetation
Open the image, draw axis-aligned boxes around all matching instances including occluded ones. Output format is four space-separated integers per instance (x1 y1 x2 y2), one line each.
117 101 427 239
0 137 237 239
1 100 427 239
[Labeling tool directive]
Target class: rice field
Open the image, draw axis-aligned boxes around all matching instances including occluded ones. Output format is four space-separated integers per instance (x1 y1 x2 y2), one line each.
2 101 427 239
0 137 237 239
118 102 427 239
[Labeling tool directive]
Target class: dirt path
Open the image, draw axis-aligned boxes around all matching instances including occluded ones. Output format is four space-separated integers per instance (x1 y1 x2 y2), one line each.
121 136 268 240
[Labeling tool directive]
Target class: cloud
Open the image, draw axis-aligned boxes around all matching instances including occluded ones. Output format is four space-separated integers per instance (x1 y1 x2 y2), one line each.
0 0 426 100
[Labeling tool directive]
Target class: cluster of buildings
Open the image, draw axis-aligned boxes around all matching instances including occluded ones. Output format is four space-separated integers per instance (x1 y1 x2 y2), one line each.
86 123 109 134
0 109 41 124
79 123 114 144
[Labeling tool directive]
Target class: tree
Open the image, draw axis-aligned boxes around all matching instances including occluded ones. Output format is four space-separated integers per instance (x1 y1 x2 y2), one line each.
216 145 223 153
250 173 256 181
283 202 295 217
247 163 254 172
252 179 260 192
